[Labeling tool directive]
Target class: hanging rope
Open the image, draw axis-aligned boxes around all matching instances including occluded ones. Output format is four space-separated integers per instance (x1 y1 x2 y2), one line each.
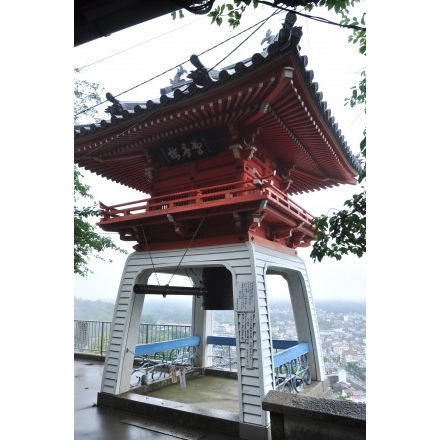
141 225 161 286
167 216 206 286
185 267 205 288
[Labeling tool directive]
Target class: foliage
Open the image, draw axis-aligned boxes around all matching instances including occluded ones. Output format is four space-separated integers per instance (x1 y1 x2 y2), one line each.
74 68 127 277
74 67 104 124
171 9 185 20
310 4 366 262
204 1 354 30
74 167 127 277
213 310 235 326
313 299 366 315
74 297 188 324
74 297 116 321
74 297 154 322
207 0 260 28
311 177 366 261
346 361 366 381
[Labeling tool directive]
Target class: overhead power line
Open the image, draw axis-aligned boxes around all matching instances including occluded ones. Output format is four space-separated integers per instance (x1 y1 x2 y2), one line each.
74 13 279 119
258 1 366 31
78 16 206 70
74 5 364 121
75 11 279 161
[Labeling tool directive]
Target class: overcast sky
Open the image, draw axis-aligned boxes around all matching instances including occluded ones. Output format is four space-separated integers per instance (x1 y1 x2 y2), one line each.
73 2 366 303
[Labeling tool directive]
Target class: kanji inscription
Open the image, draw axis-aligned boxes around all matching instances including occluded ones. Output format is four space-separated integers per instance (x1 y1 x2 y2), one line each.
236 281 255 312
239 312 246 343
236 282 256 369
160 136 214 165
245 337 254 368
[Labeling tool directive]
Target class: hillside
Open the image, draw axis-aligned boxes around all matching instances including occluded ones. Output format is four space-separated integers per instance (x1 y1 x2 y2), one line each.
313 299 365 315
74 296 365 322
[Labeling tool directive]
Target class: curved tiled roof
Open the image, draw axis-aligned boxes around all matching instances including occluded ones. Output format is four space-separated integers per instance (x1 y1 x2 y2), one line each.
75 12 362 195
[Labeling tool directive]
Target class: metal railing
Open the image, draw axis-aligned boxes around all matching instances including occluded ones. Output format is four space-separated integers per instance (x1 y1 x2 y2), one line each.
205 336 312 394
205 336 302 374
74 320 191 356
138 323 192 344
131 337 201 387
74 321 307 390
206 336 238 370
273 342 311 394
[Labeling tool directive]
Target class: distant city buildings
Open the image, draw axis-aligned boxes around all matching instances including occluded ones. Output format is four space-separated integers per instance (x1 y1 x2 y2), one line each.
212 304 367 403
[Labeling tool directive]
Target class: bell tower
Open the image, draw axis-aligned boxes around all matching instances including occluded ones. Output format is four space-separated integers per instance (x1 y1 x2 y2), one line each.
74 12 362 439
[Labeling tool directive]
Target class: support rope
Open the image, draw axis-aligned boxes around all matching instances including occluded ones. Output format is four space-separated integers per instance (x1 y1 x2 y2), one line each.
167 216 206 286
141 226 161 286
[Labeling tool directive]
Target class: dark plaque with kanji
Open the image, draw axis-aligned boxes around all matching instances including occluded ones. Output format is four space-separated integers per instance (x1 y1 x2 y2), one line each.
159 135 217 166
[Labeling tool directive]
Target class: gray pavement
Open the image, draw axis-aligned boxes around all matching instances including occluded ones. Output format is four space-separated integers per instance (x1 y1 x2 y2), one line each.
74 358 242 439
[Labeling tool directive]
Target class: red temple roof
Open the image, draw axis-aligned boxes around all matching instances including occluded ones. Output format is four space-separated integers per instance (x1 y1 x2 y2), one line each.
75 13 361 196
74 12 362 251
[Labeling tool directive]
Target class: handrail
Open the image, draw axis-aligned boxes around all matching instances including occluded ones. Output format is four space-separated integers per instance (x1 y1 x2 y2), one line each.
135 336 201 356
206 336 305 378
273 342 309 368
99 179 257 220
206 336 298 350
273 342 311 393
98 179 315 227
74 324 311 393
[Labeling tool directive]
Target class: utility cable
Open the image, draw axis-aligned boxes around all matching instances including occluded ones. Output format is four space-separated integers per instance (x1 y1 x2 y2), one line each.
74 13 278 119
75 3 363 120
207 8 280 72
75 11 278 161
78 16 206 70
258 1 366 31
75 5 363 161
